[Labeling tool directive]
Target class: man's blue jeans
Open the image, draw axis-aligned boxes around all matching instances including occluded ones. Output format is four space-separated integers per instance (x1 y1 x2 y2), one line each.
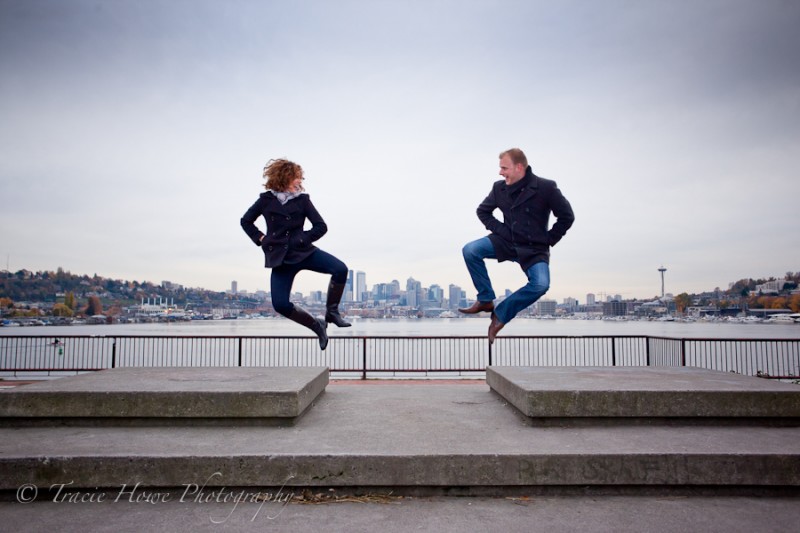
462 236 550 324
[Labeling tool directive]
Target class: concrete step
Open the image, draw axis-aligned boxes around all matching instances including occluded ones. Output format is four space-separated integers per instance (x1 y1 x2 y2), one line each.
1 379 799 492
487 366 800 423
0 367 329 426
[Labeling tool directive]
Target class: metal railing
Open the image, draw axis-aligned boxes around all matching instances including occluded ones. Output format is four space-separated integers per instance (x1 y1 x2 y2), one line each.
1 335 798 380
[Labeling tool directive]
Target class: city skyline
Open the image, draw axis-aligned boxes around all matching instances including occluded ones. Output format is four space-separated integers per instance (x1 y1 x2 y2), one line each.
228 265 734 306
2 1 799 303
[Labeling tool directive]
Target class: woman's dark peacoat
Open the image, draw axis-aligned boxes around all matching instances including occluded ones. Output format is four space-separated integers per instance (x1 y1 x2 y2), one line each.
240 192 328 268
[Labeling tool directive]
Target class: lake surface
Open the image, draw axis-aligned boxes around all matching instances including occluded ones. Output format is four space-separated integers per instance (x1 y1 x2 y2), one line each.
3 317 798 339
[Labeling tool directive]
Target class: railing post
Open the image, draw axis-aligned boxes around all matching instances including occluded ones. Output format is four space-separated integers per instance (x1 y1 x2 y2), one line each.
681 338 686 367
361 337 367 380
611 337 616 366
645 336 651 366
488 339 493 367
111 338 117 368
238 337 243 367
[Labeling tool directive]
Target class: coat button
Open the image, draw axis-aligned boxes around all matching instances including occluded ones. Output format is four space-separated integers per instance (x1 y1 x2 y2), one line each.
286 216 291 220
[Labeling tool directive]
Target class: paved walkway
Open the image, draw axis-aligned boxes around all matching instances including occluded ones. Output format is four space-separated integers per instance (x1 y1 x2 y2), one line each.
2 492 799 532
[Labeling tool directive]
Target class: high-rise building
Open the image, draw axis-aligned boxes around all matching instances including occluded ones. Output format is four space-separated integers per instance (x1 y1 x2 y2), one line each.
356 271 366 302
406 277 421 308
448 284 462 310
428 284 443 305
231 281 238 295
586 293 596 305
344 270 354 302
373 283 387 301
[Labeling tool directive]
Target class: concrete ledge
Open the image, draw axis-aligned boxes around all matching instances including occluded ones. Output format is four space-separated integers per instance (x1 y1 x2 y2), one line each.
0 367 329 422
487 366 800 420
3 452 799 489
1 383 799 491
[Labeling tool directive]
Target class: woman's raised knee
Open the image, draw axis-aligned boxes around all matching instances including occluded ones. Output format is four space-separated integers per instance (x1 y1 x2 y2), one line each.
272 301 294 317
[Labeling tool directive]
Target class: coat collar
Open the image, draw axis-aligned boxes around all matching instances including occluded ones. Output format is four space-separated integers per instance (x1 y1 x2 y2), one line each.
262 191 306 213
501 166 538 206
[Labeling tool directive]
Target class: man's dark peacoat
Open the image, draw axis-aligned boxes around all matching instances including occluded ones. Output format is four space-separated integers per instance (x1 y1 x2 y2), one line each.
240 192 328 268
477 166 574 271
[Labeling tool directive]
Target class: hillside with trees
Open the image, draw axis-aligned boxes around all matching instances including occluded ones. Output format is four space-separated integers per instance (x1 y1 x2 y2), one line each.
2 268 798 318
0 267 254 319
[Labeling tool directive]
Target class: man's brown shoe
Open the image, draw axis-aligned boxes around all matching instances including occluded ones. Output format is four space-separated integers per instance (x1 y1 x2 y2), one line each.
458 301 495 314
488 312 505 344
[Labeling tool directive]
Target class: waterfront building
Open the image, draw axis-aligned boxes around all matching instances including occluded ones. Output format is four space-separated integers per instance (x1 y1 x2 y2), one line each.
537 299 557 316
755 280 788 295
603 301 627 317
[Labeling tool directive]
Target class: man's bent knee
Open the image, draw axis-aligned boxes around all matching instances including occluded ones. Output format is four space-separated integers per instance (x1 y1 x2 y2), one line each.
462 242 479 260
528 284 549 299
532 282 550 293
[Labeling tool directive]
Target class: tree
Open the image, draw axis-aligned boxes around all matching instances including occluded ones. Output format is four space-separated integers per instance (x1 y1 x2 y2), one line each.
674 293 691 315
64 291 76 311
772 297 788 310
52 303 73 317
86 296 103 316
755 296 771 309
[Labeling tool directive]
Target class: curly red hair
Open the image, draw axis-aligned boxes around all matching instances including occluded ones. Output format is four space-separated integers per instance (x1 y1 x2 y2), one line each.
263 159 304 192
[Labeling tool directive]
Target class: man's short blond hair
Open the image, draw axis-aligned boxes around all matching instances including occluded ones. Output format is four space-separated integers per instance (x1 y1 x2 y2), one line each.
499 148 527 168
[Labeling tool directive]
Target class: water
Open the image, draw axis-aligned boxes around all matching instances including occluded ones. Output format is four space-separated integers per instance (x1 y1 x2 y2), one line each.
2 317 798 339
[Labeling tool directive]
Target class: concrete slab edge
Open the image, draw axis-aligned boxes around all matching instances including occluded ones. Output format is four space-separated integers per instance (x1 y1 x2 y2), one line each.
2 453 798 490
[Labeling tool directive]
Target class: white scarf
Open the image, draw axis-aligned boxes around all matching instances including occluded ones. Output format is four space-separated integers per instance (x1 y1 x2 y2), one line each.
269 190 302 205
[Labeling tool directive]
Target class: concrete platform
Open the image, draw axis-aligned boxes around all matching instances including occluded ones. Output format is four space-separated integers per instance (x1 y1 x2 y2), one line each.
487 366 800 421
0 367 329 425
1 381 799 491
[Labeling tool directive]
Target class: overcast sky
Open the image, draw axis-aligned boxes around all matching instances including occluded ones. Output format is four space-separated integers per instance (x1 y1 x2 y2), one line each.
1 0 798 303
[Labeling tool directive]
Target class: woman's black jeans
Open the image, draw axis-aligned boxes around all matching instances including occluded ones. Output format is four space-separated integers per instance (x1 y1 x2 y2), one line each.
270 249 348 317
